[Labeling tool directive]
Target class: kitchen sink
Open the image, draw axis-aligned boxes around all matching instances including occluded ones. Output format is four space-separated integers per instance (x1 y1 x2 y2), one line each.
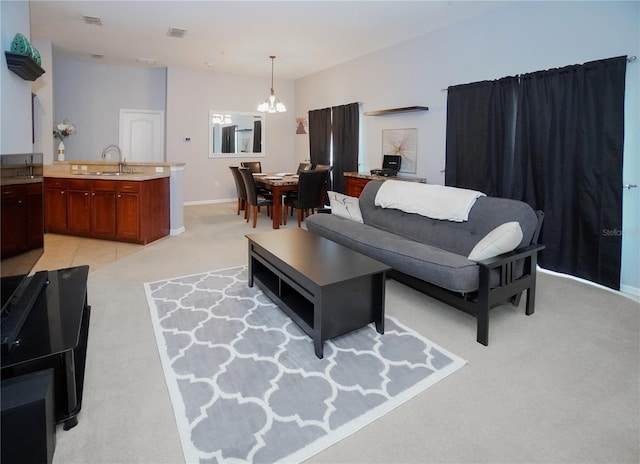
73 171 135 176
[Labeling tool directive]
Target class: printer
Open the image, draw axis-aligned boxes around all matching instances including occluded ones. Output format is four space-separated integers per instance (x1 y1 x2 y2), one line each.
371 155 401 177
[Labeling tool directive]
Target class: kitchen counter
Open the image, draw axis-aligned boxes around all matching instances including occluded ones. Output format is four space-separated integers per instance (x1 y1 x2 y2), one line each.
44 161 184 181
44 160 186 238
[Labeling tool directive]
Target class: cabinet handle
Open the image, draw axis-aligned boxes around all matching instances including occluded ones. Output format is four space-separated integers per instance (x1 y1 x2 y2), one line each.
85 192 89 196
61 191 65 194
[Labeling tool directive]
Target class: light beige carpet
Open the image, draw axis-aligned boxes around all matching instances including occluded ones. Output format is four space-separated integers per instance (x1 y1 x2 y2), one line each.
50 202 639 464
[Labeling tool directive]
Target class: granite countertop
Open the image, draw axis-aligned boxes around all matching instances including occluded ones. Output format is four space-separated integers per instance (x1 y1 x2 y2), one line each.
45 171 170 181
1 176 43 186
344 171 427 183
44 161 183 181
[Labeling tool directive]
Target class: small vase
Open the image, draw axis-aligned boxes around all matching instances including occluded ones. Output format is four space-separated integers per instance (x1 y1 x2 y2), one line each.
57 141 65 161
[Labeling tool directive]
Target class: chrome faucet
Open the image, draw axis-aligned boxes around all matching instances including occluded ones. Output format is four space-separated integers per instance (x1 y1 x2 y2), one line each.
101 144 125 172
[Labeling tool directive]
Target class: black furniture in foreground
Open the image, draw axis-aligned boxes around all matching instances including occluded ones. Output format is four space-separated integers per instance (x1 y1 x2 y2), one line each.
1 265 90 431
1 369 56 464
247 228 390 358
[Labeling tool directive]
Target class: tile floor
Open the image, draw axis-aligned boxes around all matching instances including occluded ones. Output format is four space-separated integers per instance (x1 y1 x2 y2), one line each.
33 233 145 274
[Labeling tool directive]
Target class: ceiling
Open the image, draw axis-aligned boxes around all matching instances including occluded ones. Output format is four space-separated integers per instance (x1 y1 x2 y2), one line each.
29 1 508 80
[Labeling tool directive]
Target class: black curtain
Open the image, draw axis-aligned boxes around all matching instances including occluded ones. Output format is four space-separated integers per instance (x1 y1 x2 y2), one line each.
445 56 626 290
445 77 518 197
221 125 236 153
512 57 626 289
252 120 261 153
331 103 360 194
308 108 331 167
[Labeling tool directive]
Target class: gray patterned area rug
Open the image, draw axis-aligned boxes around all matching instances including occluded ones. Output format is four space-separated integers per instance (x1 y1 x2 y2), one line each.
144 266 466 464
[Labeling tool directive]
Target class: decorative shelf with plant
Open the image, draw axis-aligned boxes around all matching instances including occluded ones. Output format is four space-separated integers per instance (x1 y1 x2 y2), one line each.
5 52 45 81
5 33 45 81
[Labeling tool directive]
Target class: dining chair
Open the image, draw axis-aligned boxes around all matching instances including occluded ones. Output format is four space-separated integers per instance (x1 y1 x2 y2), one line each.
283 169 328 227
241 161 262 173
229 166 248 219
239 167 272 228
314 165 333 208
297 162 312 174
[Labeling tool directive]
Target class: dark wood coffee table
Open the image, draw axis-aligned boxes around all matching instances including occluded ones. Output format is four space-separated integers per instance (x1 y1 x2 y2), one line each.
246 228 390 358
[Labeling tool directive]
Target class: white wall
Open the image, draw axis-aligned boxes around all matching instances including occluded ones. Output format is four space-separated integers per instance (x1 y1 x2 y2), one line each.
0 0 32 153
165 67 295 204
295 1 639 293
53 59 166 161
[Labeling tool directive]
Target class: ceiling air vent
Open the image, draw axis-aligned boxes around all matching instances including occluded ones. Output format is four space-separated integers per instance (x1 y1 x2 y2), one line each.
91 53 104 59
136 58 157 65
167 27 187 38
82 16 103 26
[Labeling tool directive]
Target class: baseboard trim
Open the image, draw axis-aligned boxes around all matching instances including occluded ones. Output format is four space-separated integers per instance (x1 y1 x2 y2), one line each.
184 198 235 206
170 226 185 236
620 284 640 301
538 267 640 303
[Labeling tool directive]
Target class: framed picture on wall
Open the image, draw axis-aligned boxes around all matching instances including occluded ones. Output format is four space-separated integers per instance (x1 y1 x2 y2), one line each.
382 128 417 173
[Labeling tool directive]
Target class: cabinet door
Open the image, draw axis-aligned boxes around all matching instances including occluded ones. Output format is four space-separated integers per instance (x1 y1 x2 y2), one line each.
26 191 44 249
116 192 140 241
44 188 67 233
1 197 27 257
67 190 91 235
91 191 117 239
345 177 369 198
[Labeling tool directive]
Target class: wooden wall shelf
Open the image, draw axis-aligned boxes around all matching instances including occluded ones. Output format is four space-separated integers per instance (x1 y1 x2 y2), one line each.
5 52 45 81
364 106 429 116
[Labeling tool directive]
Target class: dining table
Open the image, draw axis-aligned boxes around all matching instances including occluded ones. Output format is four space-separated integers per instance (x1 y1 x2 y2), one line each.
252 172 299 229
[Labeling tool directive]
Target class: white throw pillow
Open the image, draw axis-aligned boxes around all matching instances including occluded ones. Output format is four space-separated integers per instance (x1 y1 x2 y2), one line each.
468 222 523 261
328 191 363 223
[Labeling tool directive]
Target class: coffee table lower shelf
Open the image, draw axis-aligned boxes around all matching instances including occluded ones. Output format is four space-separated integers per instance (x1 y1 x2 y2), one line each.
248 238 388 358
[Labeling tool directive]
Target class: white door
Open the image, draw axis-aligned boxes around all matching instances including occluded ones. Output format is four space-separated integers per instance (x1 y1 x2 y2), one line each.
119 109 164 163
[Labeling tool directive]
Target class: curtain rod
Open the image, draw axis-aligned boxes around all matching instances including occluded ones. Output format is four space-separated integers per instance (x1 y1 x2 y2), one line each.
441 56 637 92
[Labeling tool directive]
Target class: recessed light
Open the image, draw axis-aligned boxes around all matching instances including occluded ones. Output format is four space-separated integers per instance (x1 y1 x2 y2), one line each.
205 62 214 67
82 15 102 26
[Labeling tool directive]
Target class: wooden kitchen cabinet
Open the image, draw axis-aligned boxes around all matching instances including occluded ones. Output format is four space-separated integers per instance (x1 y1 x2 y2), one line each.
1 182 43 258
90 180 117 239
116 181 140 241
67 179 91 235
44 178 68 233
44 176 169 244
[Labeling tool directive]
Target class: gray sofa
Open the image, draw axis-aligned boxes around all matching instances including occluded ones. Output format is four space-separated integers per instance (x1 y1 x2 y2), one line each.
305 180 544 345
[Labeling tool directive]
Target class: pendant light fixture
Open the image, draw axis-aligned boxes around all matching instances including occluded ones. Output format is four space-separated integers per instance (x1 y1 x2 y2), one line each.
257 55 286 113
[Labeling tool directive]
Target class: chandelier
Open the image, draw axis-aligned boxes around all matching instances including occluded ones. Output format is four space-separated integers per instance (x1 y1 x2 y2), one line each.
257 56 286 113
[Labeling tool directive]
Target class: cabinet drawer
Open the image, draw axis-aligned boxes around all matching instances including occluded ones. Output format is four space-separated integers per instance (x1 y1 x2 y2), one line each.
44 178 67 189
67 179 92 190
26 182 42 195
117 181 139 193
91 180 117 191
1 184 27 199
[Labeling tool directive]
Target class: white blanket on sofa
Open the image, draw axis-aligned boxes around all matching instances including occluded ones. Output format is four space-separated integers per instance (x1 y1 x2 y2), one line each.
374 181 486 222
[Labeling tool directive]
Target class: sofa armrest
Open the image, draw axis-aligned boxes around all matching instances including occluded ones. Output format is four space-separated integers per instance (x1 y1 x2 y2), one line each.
475 243 545 269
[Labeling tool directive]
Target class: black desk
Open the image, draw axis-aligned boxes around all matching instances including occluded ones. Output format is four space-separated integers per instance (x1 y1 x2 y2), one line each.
1 265 90 430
